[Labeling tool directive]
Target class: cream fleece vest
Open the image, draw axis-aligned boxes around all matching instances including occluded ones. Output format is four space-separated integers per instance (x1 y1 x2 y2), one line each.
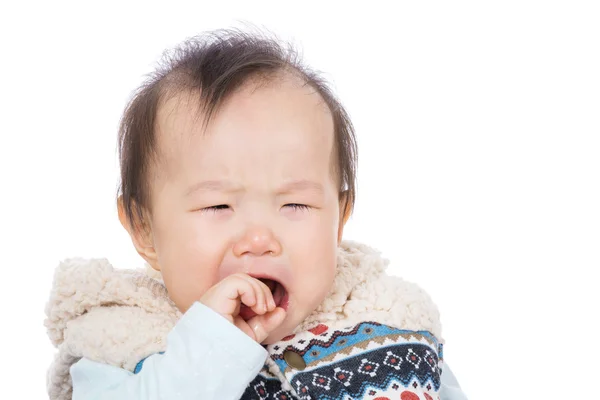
44 240 442 400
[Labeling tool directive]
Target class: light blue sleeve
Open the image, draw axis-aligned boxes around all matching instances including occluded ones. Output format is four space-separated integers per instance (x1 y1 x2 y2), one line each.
70 302 268 400
440 363 468 400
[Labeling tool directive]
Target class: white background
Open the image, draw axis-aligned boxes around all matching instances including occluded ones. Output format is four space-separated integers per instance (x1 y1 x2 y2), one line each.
1 1 598 398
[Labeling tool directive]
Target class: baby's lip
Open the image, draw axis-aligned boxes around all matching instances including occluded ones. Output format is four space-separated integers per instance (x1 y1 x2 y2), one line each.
248 273 288 303
276 287 289 311
220 261 292 292
246 269 291 296
238 276 289 321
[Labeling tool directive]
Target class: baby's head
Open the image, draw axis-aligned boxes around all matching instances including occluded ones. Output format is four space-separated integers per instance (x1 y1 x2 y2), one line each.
117 29 357 343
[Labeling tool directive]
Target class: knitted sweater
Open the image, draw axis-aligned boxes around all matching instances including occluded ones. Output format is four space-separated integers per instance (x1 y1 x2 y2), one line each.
45 241 447 399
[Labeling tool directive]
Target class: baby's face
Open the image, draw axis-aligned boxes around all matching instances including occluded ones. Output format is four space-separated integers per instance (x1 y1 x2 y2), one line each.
145 77 343 343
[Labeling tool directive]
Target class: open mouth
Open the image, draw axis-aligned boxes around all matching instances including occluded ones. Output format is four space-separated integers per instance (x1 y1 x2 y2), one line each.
239 278 289 321
259 278 288 310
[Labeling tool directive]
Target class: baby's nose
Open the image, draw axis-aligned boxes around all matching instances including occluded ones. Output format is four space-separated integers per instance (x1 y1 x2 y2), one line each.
233 226 282 257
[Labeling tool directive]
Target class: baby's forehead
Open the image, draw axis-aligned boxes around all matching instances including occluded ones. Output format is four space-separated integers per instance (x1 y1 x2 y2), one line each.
153 79 335 176
156 78 333 146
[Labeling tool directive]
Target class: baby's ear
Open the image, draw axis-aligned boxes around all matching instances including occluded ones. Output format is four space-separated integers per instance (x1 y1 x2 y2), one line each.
117 196 160 270
337 191 352 243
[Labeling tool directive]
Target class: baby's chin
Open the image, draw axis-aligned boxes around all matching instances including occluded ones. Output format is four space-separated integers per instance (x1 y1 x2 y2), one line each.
261 308 314 345
261 314 301 345
262 329 292 345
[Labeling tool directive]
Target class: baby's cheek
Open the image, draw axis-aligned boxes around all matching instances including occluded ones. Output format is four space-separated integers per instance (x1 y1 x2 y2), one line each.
163 265 219 313
300 262 336 305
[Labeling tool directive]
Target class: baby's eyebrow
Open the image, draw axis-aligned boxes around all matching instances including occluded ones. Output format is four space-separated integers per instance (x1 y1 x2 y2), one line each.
184 179 324 196
185 180 243 196
277 179 324 195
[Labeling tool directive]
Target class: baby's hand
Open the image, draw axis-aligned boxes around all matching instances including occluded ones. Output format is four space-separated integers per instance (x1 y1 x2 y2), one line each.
199 273 286 343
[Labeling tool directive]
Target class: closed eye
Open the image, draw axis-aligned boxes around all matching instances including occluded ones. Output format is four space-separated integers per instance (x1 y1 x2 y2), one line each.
201 204 230 213
198 204 310 213
284 204 310 211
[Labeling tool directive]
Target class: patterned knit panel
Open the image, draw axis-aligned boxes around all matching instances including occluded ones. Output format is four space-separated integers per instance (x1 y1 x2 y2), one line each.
241 321 443 400
134 322 443 399
241 372 293 400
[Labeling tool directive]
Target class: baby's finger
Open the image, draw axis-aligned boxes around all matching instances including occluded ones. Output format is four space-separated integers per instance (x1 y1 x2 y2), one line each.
233 315 255 340
245 307 286 343
208 274 256 316
233 276 261 311
262 280 276 312
235 274 269 315
252 277 276 312
252 278 275 312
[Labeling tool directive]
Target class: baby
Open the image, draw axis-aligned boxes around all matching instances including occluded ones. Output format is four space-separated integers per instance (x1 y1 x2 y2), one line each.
45 29 467 400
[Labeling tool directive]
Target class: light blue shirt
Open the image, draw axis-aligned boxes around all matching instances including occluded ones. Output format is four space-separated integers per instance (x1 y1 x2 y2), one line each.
71 302 467 399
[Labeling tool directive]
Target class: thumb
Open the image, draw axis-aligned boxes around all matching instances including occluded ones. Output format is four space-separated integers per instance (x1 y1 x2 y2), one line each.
246 307 286 343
